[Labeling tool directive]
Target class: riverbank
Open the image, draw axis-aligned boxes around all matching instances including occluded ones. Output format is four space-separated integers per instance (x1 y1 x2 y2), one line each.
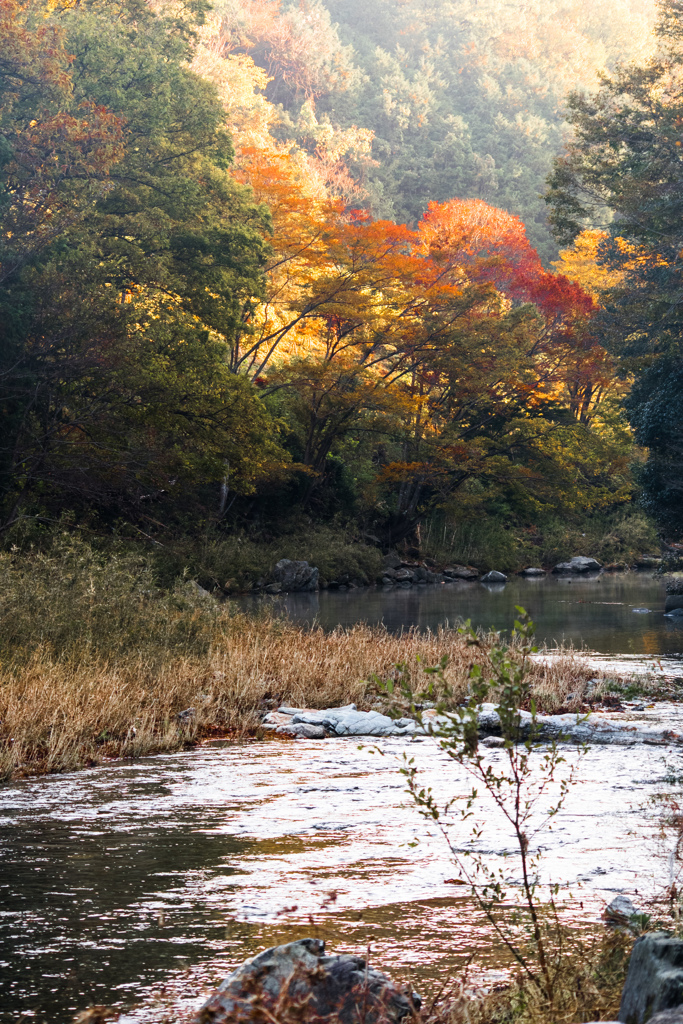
0 535 679 781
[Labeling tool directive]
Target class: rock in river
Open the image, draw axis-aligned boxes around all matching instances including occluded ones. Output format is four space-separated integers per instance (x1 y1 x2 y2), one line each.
194 937 420 1024
272 559 319 592
481 570 507 583
553 555 602 574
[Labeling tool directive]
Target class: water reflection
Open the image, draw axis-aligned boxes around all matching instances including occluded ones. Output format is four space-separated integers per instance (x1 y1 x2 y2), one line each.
259 573 683 656
2 725 680 1022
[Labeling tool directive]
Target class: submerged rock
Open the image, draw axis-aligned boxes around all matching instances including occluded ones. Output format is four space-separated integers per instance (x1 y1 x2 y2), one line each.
619 933 683 1024
519 567 546 576
194 937 420 1024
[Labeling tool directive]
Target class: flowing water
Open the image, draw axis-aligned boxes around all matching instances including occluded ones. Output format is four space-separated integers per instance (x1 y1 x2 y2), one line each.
3 573 683 1024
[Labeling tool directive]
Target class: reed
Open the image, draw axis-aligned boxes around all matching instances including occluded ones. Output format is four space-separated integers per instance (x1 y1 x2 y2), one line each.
0 534 649 780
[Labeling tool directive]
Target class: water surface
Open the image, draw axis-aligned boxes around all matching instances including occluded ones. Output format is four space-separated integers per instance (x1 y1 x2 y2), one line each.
3 721 681 1023
268 572 681 656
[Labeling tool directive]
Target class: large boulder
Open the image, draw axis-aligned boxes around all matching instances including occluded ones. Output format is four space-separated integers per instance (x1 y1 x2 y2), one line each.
619 933 683 1024
553 556 602 575
272 559 319 592
665 595 683 613
194 937 420 1024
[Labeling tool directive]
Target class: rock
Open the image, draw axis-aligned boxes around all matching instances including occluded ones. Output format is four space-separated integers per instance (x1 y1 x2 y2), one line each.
666 596 683 613
619 933 683 1024
666 608 683 618
264 583 281 594
394 568 414 582
633 608 651 614
381 576 395 586
648 1008 683 1024
604 895 640 928
413 566 441 584
176 707 195 723
382 552 402 570
276 722 326 739
443 566 479 580
635 555 663 568
519 567 546 576
272 559 319 593
194 937 420 1024
605 562 629 572
293 704 417 737
553 556 602 574
481 570 507 583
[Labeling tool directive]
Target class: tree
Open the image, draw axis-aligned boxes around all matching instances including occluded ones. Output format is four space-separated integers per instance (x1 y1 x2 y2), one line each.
546 0 683 536
0 0 285 527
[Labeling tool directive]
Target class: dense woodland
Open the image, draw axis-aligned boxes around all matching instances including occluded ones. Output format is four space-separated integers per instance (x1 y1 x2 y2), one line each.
0 0 680 576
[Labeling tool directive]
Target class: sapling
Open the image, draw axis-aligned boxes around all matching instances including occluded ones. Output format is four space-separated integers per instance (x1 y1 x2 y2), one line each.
373 609 586 1008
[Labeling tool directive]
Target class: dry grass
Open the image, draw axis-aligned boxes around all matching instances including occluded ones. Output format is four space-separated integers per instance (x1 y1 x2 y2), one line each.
0 534 632 780
0 612 606 781
419 929 632 1024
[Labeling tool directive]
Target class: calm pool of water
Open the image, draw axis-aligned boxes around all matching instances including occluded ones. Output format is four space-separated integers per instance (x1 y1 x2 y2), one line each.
262 572 681 657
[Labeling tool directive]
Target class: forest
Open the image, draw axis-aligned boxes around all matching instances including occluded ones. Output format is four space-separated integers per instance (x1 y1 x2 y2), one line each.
0 0 680 580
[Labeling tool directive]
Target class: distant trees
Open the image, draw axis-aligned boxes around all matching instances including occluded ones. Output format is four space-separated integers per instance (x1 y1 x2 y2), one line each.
546 0 683 537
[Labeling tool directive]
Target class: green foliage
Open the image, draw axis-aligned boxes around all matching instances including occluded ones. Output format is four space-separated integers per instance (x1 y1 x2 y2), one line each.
0 0 283 527
151 525 383 590
546 0 683 536
0 532 225 664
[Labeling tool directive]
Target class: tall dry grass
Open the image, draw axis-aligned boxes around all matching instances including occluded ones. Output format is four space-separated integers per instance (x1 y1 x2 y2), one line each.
0 534 613 780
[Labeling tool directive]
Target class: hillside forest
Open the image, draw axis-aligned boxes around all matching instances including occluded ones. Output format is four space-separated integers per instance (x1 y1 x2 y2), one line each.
1 0 680 581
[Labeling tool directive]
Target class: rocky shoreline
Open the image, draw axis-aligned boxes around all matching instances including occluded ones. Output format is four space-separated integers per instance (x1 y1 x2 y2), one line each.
251 552 665 597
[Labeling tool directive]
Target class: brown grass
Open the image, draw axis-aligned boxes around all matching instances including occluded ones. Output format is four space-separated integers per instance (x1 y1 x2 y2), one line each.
0 533 658 781
0 609 610 781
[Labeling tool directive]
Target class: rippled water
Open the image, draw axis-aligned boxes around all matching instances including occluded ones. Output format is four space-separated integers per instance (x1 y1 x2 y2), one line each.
266 572 682 656
3 712 683 1023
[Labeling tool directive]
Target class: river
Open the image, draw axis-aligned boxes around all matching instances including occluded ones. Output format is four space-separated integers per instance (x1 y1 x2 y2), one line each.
2 573 683 1023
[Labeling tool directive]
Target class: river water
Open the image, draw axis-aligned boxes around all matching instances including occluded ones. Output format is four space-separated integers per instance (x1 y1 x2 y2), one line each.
3 573 683 1023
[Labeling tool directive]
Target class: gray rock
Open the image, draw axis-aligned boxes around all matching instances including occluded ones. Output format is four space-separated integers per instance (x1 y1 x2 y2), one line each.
648 1008 683 1024
394 568 415 582
293 704 417 737
619 933 683 1024
666 608 683 618
481 570 507 583
604 895 640 927
382 552 402 570
272 559 319 592
276 722 326 739
264 583 281 594
381 576 395 586
443 566 480 580
194 937 420 1024
666 596 683 613
519 567 546 576
413 566 441 584
553 556 602 574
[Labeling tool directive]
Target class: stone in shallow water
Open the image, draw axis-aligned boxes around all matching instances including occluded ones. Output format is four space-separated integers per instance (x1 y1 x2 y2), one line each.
553 555 602 574
194 937 420 1024
481 570 507 583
